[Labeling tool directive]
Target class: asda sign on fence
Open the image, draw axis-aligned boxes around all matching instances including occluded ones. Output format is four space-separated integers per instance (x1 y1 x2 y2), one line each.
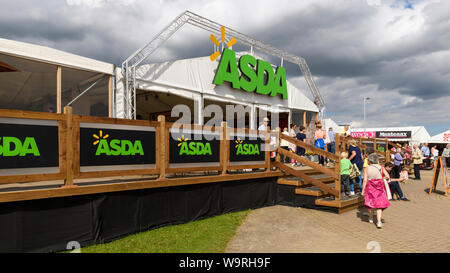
229 135 265 163
80 127 155 167
169 130 221 164
0 123 59 169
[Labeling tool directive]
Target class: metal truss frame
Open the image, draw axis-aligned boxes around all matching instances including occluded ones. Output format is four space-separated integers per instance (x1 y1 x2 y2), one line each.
121 10 325 119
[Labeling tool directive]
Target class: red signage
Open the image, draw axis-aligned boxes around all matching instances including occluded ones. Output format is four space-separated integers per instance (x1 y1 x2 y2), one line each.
350 131 375 138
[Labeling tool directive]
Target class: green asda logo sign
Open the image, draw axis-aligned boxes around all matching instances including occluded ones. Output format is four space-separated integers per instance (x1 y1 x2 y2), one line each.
213 48 288 100
0 137 40 157
93 130 144 156
0 137 40 156
178 135 212 156
234 139 260 156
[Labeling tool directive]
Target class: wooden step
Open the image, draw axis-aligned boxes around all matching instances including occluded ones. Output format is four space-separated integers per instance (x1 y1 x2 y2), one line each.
295 185 335 197
277 176 335 187
282 167 335 176
315 195 364 208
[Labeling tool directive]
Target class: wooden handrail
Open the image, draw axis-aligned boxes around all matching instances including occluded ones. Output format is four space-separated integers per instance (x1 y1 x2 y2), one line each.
277 148 339 179
279 134 339 161
275 162 339 197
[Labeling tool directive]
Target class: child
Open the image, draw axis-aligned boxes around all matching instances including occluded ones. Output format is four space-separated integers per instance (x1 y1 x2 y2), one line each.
340 152 352 197
400 167 409 183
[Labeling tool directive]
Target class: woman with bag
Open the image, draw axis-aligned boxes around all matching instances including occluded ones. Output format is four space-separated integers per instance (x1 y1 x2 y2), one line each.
348 139 364 195
314 121 327 166
362 153 391 229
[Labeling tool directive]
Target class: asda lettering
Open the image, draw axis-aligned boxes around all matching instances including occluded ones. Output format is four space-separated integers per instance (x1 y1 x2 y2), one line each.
0 137 40 156
236 143 260 156
213 48 288 100
179 142 212 156
95 139 144 156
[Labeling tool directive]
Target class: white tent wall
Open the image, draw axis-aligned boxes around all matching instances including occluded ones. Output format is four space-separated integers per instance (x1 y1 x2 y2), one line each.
127 53 318 126
0 38 114 75
429 129 450 144
323 118 341 133
114 67 126 118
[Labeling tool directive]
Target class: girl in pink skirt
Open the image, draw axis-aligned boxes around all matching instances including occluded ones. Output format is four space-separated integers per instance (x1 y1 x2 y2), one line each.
362 153 391 229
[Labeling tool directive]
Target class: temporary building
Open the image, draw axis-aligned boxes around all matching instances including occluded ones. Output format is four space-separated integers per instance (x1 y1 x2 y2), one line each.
429 129 450 144
115 53 319 129
0 37 115 117
350 126 431 144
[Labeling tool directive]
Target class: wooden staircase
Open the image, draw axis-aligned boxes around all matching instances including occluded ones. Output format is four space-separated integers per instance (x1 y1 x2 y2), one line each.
276 168 363 214
273 133 364 214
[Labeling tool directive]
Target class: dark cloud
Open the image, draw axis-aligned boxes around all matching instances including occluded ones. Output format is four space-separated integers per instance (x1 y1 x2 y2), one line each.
0 0 448 135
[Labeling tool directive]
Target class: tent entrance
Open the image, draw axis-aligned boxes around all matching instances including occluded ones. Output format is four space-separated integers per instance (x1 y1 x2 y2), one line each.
136 89 195 122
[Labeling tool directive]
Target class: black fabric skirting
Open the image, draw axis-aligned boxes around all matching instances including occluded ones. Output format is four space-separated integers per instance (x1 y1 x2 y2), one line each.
0 177 277 253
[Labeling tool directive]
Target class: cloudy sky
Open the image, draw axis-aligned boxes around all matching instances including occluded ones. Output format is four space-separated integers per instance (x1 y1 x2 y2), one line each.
0 0 449 135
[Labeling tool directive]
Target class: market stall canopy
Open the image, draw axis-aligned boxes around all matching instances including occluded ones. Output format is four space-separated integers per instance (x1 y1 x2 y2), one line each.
323 118 342 133
0 37 114 75
429 129 450 144
350 126 431 143
133 53 319 113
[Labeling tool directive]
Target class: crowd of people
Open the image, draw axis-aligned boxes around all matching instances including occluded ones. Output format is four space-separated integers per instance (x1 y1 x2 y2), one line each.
263 118 450 230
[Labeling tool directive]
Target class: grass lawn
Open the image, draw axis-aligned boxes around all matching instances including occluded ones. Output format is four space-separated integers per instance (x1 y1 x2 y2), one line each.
78 210 250 253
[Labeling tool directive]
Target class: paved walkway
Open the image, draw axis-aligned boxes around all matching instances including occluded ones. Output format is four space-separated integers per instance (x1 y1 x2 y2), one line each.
226 170 450 253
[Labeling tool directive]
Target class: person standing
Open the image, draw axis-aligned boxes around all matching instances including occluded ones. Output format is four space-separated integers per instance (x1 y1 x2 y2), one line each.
421 143 430 167
348 139 364 195
314 121 327 166
258 117 269 131
289 124 297 166
393 149 405 179
340 152 352 197
295 126 307 167
280 128 290 163
327 127 336 166
443 144 450 167
411 144 423 180
432 145 439 164
340 125 350 136
362 153 391 229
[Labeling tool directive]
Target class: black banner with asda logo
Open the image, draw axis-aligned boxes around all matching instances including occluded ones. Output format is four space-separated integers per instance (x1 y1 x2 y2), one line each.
80 127 156 167
0 123 59 169
169 131 220 164
229 135 265 162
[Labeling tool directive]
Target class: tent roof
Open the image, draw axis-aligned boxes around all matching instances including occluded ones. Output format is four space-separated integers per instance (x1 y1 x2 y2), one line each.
323 118 342 133
429 129 450 144
0 37 114 75
134 53 319 113
350 126 431 143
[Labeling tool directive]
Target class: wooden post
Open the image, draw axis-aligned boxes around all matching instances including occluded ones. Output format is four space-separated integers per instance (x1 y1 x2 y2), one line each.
335 133 341 200
303 111 306 127
385 138 390 163
275 127 281 166
62 106 76 188
157 115 167 180
221 121 228 175
265 126 271 172
373 138 377 152
57 66 62 114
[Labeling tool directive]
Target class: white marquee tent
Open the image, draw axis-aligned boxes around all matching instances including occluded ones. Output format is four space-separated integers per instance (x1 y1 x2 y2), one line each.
429 129 450 144
115 53 319 128
350 126 431 144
